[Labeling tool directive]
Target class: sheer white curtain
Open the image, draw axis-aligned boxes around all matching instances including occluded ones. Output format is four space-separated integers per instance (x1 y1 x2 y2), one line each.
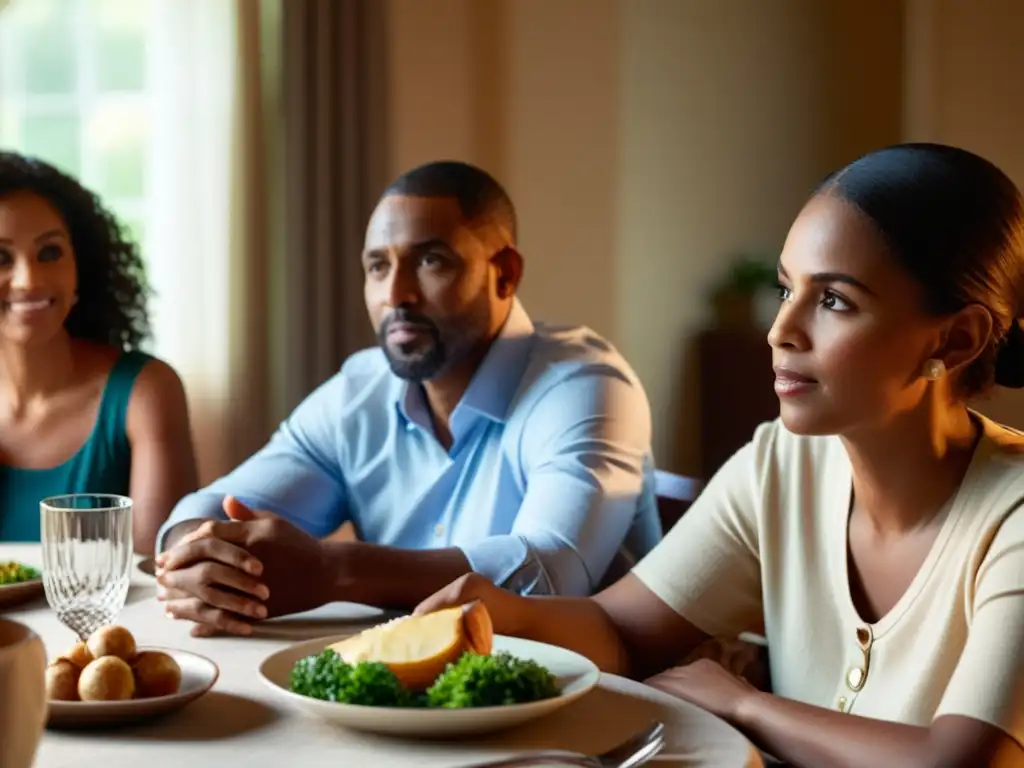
145 0 268 483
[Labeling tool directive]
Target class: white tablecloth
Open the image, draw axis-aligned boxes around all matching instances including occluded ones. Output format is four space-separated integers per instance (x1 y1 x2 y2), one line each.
1 544 762 767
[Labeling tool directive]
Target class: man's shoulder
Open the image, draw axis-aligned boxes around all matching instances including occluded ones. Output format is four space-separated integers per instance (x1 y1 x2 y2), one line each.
524 320 642 388
304 347 395 408
497 319 649 424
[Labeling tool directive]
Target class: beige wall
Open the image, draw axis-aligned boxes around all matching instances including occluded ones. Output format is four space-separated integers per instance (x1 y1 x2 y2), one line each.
904 0 1024 428
386 0 621 340
384 0 924 473
616 0 902 471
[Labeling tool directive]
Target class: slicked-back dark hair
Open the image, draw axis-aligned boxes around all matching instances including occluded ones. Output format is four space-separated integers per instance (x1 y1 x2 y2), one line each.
817 143 1024 394
383 160 517 243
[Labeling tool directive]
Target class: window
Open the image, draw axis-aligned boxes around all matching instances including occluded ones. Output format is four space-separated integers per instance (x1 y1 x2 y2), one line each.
0 0 152 251
1 0 247 414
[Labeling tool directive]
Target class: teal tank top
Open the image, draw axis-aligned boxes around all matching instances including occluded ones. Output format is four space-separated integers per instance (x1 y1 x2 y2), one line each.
0 350 153 541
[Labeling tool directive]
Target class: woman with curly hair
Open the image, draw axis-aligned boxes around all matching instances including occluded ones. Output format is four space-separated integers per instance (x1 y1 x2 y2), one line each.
0 152 198 554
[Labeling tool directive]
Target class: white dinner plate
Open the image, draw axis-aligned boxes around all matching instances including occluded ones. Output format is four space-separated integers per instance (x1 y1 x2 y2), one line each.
259 633 601 738
47 647 219 728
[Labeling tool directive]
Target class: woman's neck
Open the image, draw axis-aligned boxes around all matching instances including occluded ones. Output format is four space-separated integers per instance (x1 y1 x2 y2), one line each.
841 402 979 534
0 333 75 414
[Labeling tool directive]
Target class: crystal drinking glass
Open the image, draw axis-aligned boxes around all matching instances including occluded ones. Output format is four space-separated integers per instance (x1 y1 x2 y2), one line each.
40 494 133 641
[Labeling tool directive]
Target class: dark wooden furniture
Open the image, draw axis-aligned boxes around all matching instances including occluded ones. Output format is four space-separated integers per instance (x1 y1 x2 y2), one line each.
697 328 779 480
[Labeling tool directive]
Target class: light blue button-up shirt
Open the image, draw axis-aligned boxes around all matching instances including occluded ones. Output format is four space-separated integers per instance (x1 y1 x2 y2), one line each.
158 300 662 596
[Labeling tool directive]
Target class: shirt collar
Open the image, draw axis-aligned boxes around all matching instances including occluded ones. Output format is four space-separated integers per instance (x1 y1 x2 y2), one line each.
396 298 535 428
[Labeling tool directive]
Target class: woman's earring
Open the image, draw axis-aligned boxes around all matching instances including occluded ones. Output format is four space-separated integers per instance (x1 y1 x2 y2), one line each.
922 358 946 381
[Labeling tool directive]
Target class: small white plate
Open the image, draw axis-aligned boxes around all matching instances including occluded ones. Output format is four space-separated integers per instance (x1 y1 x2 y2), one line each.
47 647 219 728
252 603 401 640
259 634 601 738
0 578 45 610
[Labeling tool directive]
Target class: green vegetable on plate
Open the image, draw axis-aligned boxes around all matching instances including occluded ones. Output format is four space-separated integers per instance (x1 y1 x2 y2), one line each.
0 561 40 586
290 650 417 707
426 651 559 708
289 649 559 708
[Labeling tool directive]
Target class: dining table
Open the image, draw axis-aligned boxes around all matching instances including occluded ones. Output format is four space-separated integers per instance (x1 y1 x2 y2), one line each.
1 543 764 768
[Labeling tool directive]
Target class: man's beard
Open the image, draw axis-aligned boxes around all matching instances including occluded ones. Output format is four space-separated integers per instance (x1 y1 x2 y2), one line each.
378 297 493 382
377 311 446 381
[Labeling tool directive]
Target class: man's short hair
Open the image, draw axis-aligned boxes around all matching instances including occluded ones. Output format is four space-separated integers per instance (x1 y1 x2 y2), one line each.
383 160 517 242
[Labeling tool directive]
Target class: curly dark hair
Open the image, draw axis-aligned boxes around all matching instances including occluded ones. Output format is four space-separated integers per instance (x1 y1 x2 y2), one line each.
0 151 151 350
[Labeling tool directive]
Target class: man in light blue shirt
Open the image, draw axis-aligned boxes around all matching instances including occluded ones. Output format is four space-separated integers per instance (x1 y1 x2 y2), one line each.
155 160 660 636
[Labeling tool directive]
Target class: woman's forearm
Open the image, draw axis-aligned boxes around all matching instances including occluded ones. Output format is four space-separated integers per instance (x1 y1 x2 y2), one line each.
737 692 928 768
512 595 633 676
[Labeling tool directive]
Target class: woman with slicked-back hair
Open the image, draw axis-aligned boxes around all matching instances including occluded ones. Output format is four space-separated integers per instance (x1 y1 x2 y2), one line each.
417 144 1024 767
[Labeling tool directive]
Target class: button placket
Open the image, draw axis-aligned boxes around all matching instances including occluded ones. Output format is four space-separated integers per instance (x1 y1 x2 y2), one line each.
836 625 873 713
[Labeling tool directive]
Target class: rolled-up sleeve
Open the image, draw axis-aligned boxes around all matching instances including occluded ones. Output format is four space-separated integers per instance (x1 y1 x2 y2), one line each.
461 366 653 596
156 374 350 552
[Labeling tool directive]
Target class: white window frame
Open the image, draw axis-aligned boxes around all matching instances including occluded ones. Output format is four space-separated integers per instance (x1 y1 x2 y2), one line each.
0 0 152 248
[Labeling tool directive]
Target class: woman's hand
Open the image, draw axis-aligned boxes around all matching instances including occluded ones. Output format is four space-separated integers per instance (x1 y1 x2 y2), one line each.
644 658 761 724
413 572 531 636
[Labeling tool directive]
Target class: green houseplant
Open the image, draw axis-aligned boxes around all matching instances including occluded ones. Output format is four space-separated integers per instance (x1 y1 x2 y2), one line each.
711 254 778 331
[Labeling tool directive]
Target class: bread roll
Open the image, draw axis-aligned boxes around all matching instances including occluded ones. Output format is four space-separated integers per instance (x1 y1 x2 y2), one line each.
58 642 94 669
131 651 182 698
78 656 135 701
86 625 137 661
46 659 81 701
327 602 493 690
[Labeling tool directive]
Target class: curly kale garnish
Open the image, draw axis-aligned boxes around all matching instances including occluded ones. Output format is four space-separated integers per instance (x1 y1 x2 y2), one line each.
425 651 560 708
288 649 560 709
288 650 414 706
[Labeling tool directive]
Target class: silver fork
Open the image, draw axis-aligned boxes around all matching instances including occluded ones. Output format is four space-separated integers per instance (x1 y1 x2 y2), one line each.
460 721 666 767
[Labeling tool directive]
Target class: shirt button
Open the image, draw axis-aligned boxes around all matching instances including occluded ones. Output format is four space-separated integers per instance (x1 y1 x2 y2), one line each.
837 696 848 713
434 523 445 537
405 422 416 432
846 666 865 691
